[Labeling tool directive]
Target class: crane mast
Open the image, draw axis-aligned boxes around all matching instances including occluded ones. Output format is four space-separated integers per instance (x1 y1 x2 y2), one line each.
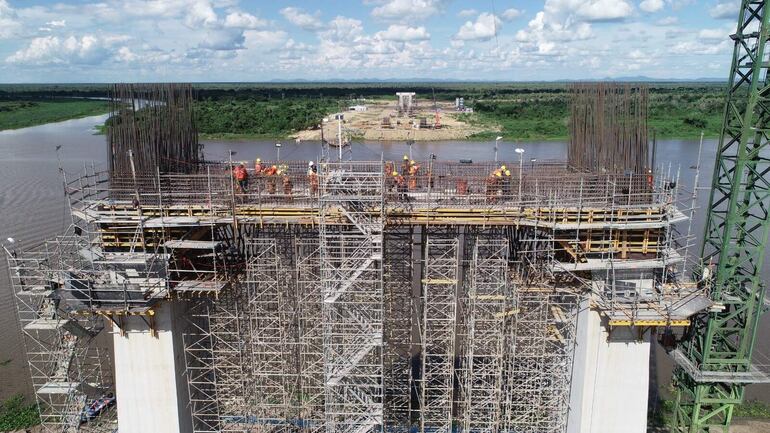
673 1 770 431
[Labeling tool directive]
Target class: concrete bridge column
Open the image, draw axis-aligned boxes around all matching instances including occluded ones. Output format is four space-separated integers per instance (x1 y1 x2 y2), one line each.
112 300 193 433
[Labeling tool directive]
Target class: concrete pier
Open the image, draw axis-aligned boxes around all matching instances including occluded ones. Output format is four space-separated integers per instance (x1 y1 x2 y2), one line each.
568 302 650 433
113 301 193 433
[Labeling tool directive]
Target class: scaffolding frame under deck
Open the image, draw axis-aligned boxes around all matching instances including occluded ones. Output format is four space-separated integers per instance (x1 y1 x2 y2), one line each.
419 238 459 433
5 158 716 433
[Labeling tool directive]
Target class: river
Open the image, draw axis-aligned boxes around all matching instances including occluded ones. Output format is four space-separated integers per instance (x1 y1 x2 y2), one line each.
1 114 768 404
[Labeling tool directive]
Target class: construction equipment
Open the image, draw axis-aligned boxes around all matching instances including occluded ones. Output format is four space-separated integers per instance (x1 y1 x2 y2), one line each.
672 2 770 431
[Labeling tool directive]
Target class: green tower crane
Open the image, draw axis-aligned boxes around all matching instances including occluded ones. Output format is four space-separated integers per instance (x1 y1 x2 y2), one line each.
672 1 770 432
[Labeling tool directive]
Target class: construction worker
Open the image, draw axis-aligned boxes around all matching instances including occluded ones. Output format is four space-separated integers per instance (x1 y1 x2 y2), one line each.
254 158 263 174
401 155 410 175
308 161 319 195
487 169 502 203
408 160 420 190
233 164 248 194
393 170 407 201
265 165 277 194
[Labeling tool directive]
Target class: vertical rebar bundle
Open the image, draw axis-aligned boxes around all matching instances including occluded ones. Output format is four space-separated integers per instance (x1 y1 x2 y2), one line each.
108 83 200 175
569 83 649 173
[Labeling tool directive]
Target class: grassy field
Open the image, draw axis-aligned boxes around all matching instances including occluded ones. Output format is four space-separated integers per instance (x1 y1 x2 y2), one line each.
0 99 109 131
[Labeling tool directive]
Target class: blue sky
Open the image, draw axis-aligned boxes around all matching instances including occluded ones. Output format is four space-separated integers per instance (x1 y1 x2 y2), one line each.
0 0 741 82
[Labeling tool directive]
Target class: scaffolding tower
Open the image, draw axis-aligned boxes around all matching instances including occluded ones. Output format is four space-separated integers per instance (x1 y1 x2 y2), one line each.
319 161 385 433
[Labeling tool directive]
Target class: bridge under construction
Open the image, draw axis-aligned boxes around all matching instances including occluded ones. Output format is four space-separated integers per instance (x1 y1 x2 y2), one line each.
9 10 770 428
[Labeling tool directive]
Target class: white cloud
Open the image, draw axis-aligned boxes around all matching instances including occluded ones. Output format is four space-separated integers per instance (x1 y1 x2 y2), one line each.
501 8 523 21
321 16 364 41
376 24 430 41
198 29 244 50
371 0 448 20
224 11 266 29
244 30 289 51
710 1 740 19
6 35 122 65
46 19 66 27
640 0 664 13
671 40 731 55
657 16 678 25
699 28 726 41
455 13 501 41
0 0 21 39
458 9 477 17
280 7 323 31
567 0 634 22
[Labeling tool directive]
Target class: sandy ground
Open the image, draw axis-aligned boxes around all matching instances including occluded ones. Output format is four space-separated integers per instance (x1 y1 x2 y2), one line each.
292 100 492 142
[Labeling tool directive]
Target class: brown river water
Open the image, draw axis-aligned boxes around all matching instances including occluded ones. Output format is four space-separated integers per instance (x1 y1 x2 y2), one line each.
1 115 768 403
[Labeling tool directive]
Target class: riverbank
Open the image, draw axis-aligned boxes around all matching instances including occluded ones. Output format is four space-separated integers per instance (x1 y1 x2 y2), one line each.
0 100 109 131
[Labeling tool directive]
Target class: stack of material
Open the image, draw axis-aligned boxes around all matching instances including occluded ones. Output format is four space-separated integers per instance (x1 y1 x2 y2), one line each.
107 83 200 175
569 82 649 174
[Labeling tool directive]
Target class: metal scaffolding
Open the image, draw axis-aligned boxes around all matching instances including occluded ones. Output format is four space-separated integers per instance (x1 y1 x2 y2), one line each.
319 161 385 433
6 156 713 433
5 234 115 433
419 238 459 433
462 239 510 433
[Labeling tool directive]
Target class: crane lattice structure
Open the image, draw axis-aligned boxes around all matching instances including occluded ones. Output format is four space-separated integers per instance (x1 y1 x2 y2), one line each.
673 1 770 431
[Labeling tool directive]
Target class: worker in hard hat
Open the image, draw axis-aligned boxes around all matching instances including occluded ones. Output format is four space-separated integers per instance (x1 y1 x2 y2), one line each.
264 165 278 194
392 170 407 201
487 169 502 203
254 158 263 174
233 163 248 194
401 155 410 175
408 160 420 190
502 168 512 198
308 161 319 196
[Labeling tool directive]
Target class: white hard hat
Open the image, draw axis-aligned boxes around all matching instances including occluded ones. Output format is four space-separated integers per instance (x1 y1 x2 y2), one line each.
309 161 314 166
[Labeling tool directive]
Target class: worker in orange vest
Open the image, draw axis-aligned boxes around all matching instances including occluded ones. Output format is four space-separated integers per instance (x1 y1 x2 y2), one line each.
233 164 248 193
400 155 410 175
487 169 501 203
456 177 468 196
393 170 407 201
408 160 420 190
254 158 263 174
264 165 277 194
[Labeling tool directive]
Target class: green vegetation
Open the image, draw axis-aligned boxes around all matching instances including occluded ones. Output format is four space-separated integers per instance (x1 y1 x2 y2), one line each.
0 395 39 431
0 82 728 140
0 99 110 131
735 399 770 418
649 397 770 430
195 98 337 139
464 85 725 141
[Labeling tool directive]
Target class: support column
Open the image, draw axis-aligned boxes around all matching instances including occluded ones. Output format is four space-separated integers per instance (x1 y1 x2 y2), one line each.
113 300 193 433
567 302 650 433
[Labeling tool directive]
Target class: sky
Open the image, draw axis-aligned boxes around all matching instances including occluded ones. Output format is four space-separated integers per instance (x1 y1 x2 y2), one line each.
0 0 742 83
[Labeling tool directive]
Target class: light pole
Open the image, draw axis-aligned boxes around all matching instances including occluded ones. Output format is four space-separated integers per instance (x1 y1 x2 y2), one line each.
515 148 525 204
335 113 344 161
408 140 414 161
275 143 282 162
494 136 503 162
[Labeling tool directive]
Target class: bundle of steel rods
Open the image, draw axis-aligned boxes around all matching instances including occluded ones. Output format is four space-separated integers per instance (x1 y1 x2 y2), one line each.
107 83 200 175
568 82 649 174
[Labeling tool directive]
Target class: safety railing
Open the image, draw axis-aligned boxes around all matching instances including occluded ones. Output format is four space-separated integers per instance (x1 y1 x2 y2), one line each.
66 160 678 213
